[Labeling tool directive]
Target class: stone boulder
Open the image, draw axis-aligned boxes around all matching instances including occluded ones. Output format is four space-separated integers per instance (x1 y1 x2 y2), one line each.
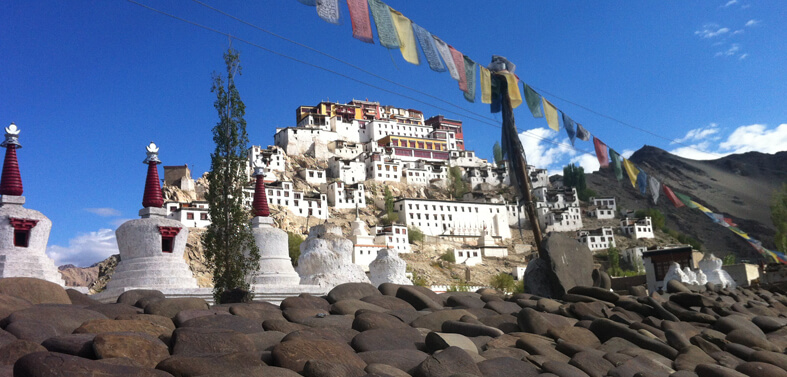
0 278 70 304
272 338 367 374
92 332 169 368
296 224 370 288
14 351 171 376
524 233 593 299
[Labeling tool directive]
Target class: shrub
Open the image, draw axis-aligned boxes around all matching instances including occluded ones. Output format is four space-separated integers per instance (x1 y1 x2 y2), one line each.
635 208 666 230
723 253 736 265
439 251 456 263
490 273 516 292
287 232 304 266
406 266 428 287
408 226 424 243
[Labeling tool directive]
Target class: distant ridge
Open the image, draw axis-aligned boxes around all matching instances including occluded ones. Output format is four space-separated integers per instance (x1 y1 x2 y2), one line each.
587 145 785 260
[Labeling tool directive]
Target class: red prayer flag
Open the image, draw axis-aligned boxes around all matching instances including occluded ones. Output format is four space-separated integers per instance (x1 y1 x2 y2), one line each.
347 0 374 43
723 217 737 227
593 137 609 168
662 184 684 208
448 45 467 92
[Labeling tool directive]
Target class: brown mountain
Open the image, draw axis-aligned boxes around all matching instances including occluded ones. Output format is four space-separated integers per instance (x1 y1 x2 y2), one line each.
586 145 786 261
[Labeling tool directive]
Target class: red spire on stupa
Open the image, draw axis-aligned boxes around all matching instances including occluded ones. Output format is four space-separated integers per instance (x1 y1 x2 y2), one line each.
0 123 23 197
142 142 164 208
252 161 270 217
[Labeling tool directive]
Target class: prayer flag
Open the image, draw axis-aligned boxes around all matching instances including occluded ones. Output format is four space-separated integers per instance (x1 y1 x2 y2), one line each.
490 75 502 113
501 73 522 109
576 123 590 141
523 83 543 118
433 36 459 81
622 158 639 188
723 217 737 227
562 112 577 145
609 149 623 181
463 56 476 103
543 98 559 131
347 0 373 43
368 0 400 48
390 10 419 65
675 192 698 208
412 24 445 71
636 171 648 196
480 67 491 104
316 0 340 24
593 137 609 168
449 46 467 92
648 176 661 205
662 185 684 208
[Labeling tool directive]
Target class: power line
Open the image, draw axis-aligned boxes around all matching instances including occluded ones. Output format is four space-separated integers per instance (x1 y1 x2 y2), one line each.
125 0 596 157
186 0 708 156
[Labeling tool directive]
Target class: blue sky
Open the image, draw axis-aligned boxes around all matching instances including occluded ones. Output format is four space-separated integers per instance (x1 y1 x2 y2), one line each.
2 1 786 266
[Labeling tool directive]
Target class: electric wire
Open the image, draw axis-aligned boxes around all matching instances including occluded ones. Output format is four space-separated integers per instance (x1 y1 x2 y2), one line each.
125 0 597 157
186 0 708 156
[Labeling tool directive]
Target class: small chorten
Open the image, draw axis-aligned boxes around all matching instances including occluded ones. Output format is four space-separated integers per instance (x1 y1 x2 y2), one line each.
0 123 64 284
247 159 300 286
104 142 198 293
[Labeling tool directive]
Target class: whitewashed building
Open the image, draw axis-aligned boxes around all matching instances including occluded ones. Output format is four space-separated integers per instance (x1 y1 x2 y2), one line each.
359 119 431 144
371 223 411 253
454 249 482 266
624 246 647 273
393 198 511 239
325 182 366 210
299 168 327 185
537 206 583 232
330 140 364 159
527 165 549 189
533 187 579 208
165 201 211 228
621 217 654 239
328 156 366 184
273 125 338 157
590 197 617 212
403 160 448 185
244 181 329 220
587 197 616 219
577 227 616 251
363 152 403 183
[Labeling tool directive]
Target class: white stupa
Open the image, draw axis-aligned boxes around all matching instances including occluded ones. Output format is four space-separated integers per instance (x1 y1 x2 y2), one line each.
247 160 301 286
0 124 64 285
101 142 198 295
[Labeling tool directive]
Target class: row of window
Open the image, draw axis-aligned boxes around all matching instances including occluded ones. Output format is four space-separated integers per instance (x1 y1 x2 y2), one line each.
404 203 502 214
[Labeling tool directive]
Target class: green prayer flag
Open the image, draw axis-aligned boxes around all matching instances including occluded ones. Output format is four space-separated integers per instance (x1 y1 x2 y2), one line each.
523 83 543 118
609 149 623 181
675 192 698 208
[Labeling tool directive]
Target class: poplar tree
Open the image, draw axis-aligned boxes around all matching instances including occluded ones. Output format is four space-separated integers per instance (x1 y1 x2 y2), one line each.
203 48 260 303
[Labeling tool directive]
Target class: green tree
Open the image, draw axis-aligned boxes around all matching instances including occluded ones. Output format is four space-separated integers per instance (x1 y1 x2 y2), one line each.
722 253 736 265
382 186 399 225
606 247 622 276
203 48 260 303
492 141 503 165
635 208 666 230
563 163 594 200
439 251 456 263
287 232 304 266
772 183 787 253
448 166 468 199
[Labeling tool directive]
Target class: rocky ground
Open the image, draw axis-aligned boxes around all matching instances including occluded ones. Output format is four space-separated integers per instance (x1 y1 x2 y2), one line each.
2 277 787 376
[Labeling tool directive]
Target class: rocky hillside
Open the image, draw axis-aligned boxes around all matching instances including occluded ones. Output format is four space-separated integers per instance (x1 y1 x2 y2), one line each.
58 264 99 287
587 146 785 261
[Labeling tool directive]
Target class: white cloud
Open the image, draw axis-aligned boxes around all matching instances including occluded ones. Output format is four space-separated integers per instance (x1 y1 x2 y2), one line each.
670 123 787 159
732 29 744 35
715 43 741 57
745 19 760 27
517 128 576 173
672 123 720 144
570 154 601 174
47 229 118 267
722 0 738 7
739 53 749 60
85 207 121 217
718 124 787 154
696 25 730 39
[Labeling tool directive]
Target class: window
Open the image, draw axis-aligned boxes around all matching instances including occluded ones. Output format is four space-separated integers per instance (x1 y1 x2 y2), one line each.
158 226 181 253
200 213 208 220
187 213 194 220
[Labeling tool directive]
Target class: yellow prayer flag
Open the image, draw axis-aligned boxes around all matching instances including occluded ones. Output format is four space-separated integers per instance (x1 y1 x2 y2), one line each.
390 10 419 65
622 158 640 188
503 73 522 108
480 67 491 104
543 98 559 131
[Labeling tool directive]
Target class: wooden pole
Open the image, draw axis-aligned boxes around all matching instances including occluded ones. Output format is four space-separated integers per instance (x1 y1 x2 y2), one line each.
497 73 547 259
